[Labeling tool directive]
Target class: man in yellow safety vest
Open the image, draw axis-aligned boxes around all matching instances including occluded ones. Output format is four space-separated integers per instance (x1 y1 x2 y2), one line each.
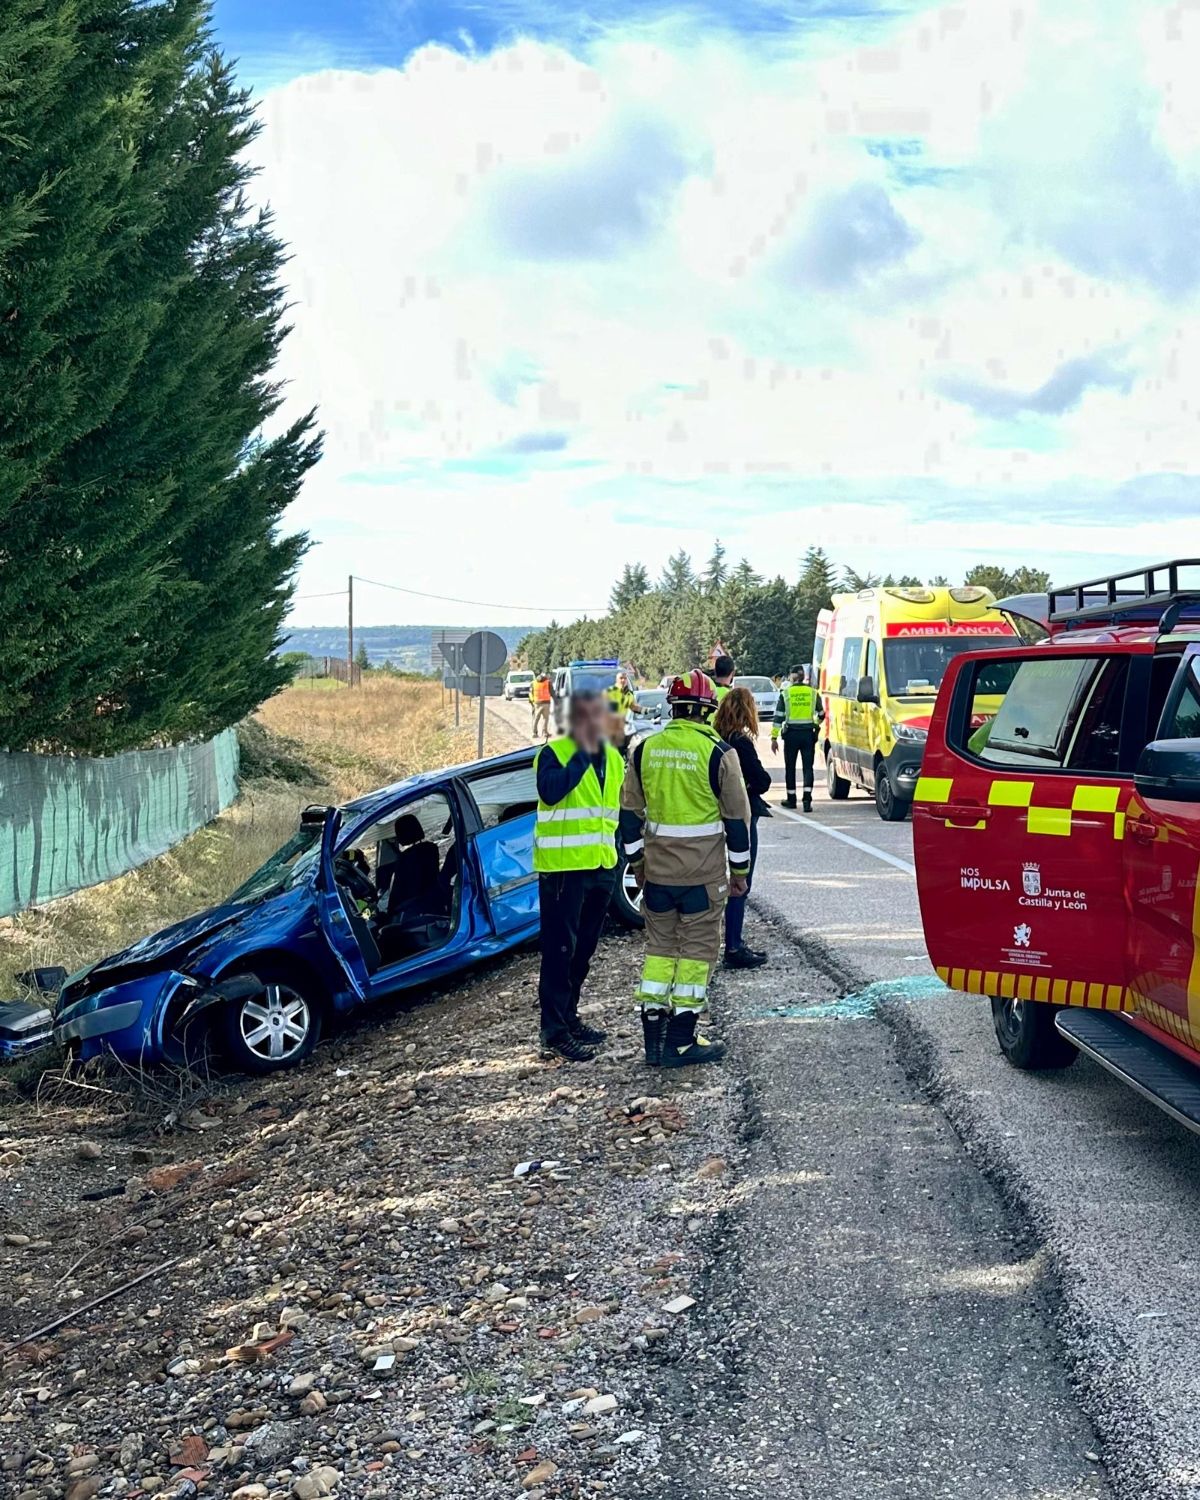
771 665 822 811
533 691 624 1062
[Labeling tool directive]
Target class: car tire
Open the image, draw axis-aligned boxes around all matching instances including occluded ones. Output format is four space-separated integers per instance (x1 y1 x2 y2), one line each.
827 756 851 801
218 961 323 1074
989 996 1078 1071
610 856 645 929
874 764 909 821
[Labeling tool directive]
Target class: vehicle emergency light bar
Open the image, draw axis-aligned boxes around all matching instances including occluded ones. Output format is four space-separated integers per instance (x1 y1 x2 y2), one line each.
1049 559 1200 631
569 659 619 667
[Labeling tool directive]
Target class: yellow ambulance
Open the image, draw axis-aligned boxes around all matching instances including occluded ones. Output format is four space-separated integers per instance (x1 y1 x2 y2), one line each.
819 586 1016 821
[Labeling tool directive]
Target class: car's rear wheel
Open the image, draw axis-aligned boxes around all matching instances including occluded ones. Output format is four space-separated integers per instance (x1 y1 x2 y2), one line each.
610 857 645 929
989 995 1078 1071
219 962 322 1074
827 755 851 800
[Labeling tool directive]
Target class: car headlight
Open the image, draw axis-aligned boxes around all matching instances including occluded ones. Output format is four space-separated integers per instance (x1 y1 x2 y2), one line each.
891 720 927 742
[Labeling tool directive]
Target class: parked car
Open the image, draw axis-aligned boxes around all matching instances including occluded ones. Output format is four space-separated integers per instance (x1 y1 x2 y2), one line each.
627 689 668 737
52 749 643 1074
503 670 534 701
733 675 779 719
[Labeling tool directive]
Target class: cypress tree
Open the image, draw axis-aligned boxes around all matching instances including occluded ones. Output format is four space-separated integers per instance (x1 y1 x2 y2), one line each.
0 1 318 752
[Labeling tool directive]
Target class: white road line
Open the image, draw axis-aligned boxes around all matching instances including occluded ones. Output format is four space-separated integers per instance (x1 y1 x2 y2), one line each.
772 805 917 876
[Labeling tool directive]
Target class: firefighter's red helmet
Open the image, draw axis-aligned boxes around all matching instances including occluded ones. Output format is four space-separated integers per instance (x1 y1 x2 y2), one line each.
667 669 718 707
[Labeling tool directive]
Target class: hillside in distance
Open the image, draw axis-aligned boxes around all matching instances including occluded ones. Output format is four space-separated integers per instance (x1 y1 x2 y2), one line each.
281 624 538 675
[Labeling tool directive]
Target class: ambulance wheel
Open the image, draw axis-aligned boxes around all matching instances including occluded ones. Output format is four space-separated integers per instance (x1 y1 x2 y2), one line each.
989 996 1078 1071
874 764 908 821
827 759 850 800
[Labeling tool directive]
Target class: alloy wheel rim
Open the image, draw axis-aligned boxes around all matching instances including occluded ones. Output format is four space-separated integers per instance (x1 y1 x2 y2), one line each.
622 865 644 913
239 983 311 1061
999 997 1023 1042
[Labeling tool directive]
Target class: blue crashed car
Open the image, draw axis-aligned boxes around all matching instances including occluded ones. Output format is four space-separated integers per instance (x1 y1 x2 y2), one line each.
53 749 642 1073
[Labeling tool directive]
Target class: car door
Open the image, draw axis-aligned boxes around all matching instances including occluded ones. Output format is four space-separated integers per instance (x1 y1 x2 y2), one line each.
313 808 371 999
913 645 1141 1010
463 758 541 937
1124 648 1200 1048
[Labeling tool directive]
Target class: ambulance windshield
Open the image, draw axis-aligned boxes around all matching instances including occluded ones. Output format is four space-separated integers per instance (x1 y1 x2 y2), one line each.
883 637 1008 697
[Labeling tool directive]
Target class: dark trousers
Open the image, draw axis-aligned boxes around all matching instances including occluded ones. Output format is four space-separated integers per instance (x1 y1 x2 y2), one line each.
724 817 759 952
538 869 617 1041
783 726 816 796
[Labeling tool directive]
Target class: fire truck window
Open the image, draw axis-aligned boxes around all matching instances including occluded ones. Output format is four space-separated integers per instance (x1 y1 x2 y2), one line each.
964 656 1124 771
1164 661 1200 740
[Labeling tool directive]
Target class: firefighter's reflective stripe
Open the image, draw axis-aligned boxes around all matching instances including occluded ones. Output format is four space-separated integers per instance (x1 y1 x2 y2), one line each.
536 832 612 849
637 955 676 1008
672 959 711 1012
935 965 1134 1011
537 806 610 822
917 776 1128 838
645 820 723 838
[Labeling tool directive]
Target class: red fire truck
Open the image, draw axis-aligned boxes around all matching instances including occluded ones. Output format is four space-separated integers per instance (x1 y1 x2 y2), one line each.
913 560 1200 1130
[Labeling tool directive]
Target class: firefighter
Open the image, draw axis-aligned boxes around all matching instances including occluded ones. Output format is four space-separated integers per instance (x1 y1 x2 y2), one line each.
533 691 624 1062
620 670 752 1068
531 672 553 742
771 664 822 811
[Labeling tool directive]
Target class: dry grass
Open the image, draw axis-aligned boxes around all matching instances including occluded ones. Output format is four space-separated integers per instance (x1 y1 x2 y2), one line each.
0 678 510 1000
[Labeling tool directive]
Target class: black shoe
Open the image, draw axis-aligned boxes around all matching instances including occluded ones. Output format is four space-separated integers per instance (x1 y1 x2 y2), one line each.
724 946 768 970
570 1020 608 1046
641 1008 669 1067
661 1012 727 1068
540 1032 596 1063
802 793 812 812
782 795 797 809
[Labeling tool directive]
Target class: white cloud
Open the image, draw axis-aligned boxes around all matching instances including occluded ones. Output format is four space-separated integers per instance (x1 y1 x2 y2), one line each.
248 3 1200 627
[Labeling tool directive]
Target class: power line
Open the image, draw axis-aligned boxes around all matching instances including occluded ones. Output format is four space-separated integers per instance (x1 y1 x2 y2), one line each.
353 575 604 616
293 588 350 601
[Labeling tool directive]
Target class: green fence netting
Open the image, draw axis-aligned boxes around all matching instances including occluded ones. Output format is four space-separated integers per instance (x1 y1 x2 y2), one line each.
0 728 240 918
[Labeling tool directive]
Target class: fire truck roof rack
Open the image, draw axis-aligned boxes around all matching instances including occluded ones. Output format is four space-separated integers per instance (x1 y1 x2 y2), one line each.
1049 559 1200 632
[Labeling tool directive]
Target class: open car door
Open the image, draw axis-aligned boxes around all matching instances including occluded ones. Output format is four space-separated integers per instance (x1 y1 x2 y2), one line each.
313 807 371 1000
461 758 541 938
913 645 1139 1012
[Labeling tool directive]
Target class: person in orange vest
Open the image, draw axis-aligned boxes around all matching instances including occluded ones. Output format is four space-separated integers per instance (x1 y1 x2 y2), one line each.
531 673 553 742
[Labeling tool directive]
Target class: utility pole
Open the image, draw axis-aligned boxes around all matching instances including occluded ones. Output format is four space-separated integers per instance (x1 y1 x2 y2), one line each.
346 574 354 687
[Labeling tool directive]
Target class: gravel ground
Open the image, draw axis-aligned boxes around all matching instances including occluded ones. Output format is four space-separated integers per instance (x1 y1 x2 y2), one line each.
0 934 745 1500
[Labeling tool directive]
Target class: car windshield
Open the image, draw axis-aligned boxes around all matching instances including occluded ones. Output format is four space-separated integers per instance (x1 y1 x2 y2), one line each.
735 677 775 693
571 668 618 694
229 822 324 904
883 638 1006 697
634 691 667 711
509 672 533 683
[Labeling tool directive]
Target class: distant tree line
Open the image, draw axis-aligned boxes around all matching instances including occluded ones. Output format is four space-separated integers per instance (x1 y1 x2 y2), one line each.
0 1 319 753
516 545 1052 680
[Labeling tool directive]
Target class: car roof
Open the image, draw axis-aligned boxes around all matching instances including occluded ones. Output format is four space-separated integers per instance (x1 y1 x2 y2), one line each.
1042 624 1200 648
341 746 535 822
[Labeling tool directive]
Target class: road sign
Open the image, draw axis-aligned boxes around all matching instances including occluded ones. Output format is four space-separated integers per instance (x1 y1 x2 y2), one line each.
461 676 505 698
462 630 508 677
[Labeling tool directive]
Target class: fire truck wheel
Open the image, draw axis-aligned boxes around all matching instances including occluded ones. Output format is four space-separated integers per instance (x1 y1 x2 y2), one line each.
989 996 1078 1071
827 757 851 800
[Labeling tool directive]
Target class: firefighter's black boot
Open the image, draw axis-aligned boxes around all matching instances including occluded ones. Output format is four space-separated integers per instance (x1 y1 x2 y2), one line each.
661 1011 727 1068
802 791 812 813
783 794 797 810
641 1008 669 1067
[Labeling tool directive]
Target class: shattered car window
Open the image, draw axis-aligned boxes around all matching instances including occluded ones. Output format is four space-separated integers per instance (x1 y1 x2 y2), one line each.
229 824 323 904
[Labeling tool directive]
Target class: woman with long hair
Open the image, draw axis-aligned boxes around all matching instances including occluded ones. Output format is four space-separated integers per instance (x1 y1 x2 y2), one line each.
712 686 771 969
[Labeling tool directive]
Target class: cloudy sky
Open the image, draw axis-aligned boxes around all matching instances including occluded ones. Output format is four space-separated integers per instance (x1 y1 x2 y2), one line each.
213 0 1200 628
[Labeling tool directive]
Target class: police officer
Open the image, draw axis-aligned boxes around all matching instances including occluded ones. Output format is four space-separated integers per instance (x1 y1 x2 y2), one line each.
534 692 624 1062
771 664 822 811
620 670 752 1068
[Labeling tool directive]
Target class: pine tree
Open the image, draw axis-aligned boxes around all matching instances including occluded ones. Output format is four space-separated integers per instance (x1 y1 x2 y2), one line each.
730 558 763 590
659 550 697 600
354 643 370 673
609 562 650 613
702 538 728 595
0 1 319 751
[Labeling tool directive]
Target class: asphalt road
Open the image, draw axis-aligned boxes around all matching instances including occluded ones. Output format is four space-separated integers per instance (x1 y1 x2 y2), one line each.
486 695 1200 1498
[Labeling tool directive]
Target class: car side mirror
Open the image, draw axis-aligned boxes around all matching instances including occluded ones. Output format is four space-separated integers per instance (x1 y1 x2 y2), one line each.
857 676 878 704
1134 740 1200 804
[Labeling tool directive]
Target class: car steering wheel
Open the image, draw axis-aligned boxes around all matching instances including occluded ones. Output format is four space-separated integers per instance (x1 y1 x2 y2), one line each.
335 849 377 908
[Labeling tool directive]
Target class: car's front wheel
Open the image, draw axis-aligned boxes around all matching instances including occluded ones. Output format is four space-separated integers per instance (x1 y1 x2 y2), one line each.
610 857 645 929
989 995 1077 1071
827 755 851 800
874 763 909 821
219 963 322 1073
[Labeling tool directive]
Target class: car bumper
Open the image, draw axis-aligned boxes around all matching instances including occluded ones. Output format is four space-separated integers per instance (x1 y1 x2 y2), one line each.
54 971 189 1062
